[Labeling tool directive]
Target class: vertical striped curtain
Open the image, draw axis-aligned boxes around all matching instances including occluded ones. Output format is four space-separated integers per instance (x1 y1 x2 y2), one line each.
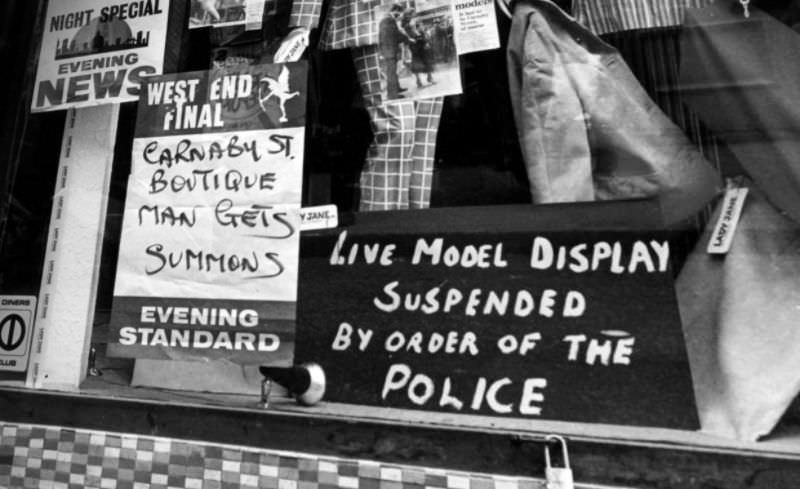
573 0 716 35
602 25 722 239
570 0 725 230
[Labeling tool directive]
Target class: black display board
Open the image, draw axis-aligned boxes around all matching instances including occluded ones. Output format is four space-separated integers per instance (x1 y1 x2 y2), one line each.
297 201 699 429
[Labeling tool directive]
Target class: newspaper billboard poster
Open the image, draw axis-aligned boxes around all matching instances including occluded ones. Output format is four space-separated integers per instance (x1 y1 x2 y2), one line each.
108 62 307 366
32 0 169 112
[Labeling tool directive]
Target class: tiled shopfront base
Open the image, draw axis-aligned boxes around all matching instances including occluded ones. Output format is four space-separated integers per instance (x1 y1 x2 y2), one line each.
0 423 587 489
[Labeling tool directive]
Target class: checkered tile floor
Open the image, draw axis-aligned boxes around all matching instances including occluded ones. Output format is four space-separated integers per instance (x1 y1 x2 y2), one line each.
0 423 573 489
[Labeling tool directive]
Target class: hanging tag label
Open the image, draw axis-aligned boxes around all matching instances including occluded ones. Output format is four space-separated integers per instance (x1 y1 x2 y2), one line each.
301 205 339 231
274 27 310 62
707 187 749 255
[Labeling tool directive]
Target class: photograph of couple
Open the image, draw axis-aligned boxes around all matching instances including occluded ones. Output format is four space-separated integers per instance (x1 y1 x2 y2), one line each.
377 0 461 101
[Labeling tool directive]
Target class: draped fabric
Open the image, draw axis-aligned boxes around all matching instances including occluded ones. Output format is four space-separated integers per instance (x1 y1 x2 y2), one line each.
261 0 323 29
319 0 389 49
677 185 800 441
676 1 800 441
573 0 716 35
287 0 323 28
680 0 800 225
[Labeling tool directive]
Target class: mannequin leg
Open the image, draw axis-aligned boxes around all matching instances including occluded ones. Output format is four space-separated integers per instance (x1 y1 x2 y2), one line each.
351 45 416 211
409 97 444 209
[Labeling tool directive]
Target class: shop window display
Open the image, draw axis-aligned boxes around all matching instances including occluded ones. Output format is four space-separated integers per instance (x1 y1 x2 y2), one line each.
1 0 800 455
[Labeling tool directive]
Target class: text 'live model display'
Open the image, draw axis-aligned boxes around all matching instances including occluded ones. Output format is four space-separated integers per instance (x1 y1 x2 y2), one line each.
297 207 699 429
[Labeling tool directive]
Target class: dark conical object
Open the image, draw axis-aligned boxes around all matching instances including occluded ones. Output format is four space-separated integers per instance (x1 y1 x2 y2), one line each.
259 363 326 406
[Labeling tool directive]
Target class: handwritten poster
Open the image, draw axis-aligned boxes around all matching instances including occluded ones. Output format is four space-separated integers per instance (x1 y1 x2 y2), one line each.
453 0 499 54
108 62 308 365
297 204 700 429
32 0 169 112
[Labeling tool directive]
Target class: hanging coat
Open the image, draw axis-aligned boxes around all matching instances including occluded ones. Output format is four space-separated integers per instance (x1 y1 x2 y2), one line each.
506 0 720 225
